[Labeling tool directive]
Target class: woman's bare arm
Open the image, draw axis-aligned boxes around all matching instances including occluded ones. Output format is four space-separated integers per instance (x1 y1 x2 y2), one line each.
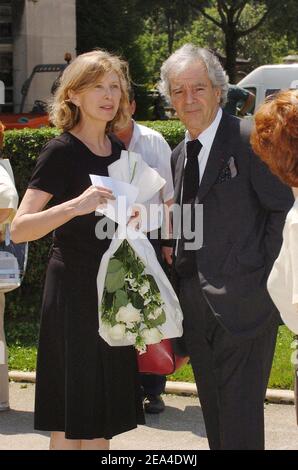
11 186 114 243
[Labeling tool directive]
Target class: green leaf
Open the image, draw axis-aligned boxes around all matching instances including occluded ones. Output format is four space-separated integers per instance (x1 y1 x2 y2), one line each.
131 291 145 309
107 258 123 273
105 267 126 293
115 290 129 309
146 311 166 328
103 291 113 310
147 275 159 293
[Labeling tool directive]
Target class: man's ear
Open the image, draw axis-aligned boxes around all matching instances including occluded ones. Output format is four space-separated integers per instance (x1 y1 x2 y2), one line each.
130 99 136 116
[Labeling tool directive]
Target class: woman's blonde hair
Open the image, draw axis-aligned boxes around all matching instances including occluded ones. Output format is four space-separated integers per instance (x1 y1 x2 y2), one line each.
49 49 131 132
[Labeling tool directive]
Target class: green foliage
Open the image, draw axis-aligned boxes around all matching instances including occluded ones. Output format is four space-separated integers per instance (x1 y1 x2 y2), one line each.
268 326 295 390
114 290 129 310
237 2 296 69
8 345 37 372
107 259 124 273
3 127 59 197
6 319 39 347
105 267 126 293
140 120 185 149
170 362 195 383
76 0 149 86
75 0 298 92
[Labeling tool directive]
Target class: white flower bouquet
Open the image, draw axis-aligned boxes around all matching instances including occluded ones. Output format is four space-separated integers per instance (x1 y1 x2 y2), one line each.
94 151 184 351
101 240 166 352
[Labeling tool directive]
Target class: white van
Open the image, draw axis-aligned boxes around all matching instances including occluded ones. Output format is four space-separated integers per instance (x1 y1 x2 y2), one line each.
237 64 298 112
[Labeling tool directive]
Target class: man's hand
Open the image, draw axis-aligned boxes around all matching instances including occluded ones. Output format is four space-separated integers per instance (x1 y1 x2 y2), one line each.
162 246 173 265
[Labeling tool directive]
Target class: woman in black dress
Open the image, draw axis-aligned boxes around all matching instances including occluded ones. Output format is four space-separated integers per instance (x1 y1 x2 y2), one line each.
11 50 145 450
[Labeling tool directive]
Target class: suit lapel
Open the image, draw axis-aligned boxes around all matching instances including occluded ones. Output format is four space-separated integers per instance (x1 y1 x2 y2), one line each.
174 145 186 204
198 113 232 202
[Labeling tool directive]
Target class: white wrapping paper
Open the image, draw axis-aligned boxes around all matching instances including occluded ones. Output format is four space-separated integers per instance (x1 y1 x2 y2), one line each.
94 151 183 346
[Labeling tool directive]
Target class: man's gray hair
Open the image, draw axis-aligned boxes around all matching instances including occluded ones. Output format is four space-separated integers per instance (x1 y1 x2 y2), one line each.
158 44 229 107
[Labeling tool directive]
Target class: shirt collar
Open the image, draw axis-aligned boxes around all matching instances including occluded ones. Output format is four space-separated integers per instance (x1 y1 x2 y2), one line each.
185 107 223 151
127 119 139 150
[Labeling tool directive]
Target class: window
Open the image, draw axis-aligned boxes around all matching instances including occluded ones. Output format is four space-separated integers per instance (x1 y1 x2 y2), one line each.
265 89 280 98
0 22 11 39
243 87 256 114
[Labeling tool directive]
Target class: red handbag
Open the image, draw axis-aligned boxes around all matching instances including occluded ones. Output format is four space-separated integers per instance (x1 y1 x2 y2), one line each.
137 338 189 375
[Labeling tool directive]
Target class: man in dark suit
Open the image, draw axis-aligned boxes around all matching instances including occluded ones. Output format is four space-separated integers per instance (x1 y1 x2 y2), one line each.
158 44 294 450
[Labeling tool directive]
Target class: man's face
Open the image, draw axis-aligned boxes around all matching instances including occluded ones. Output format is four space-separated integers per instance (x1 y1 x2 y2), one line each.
169 60 221 139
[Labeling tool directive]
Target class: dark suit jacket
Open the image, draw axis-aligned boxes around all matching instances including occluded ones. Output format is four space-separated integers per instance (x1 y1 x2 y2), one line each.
171 111 294 338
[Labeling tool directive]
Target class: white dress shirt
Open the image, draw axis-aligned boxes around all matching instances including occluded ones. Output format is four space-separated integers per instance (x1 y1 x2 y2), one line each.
267 197 298 333
185 107 223 183
128 121 174 203
128 121 174 234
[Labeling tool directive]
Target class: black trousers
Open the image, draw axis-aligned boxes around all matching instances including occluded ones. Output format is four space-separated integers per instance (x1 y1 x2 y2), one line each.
179 276 278 450
140 373 166 396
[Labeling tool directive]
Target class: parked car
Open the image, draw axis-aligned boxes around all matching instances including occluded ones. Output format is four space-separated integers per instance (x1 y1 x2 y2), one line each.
237 64 298 112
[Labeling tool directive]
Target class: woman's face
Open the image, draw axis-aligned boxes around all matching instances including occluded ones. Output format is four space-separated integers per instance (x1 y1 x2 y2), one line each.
70 71 122 125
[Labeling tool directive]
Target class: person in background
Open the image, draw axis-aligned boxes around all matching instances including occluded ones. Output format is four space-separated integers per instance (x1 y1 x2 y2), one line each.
224 83 255 117
0 121 19 412
11 50 145 450
115 87 174 414
210 50 255 118
251 89 298 334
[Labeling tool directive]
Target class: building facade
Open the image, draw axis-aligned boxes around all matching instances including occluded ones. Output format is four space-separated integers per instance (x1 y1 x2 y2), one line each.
0 0 76 113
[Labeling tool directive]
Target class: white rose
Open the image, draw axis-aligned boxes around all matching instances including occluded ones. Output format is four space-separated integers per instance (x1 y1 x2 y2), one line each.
126 331 137 343
139 281 150 297
108 324 126 341
141 327 163 345
116 303 141 324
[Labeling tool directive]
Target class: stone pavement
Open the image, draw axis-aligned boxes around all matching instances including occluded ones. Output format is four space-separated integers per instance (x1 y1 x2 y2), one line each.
0 382 298 450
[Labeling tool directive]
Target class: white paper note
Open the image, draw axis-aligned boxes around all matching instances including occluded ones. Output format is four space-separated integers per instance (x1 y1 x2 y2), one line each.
89 174 139 223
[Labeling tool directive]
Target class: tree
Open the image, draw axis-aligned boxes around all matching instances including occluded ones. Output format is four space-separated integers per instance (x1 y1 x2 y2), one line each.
192 0 279 82
140 0 198 54
76 0 148 84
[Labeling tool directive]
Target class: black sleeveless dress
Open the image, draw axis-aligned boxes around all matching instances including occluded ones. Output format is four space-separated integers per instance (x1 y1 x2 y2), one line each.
28 132 145 439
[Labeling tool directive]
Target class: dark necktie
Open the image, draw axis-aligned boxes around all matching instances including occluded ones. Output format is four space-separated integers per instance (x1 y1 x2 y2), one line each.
175 139 202 278
182 139 202 204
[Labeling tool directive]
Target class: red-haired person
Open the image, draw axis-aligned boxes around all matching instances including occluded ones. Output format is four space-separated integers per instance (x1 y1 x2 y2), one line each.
251 89 298 334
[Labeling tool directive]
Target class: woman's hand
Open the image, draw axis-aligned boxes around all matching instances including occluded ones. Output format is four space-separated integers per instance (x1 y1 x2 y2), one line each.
128 206 141 229
73 186 115 216
0 208 13 224
11 186 115 243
